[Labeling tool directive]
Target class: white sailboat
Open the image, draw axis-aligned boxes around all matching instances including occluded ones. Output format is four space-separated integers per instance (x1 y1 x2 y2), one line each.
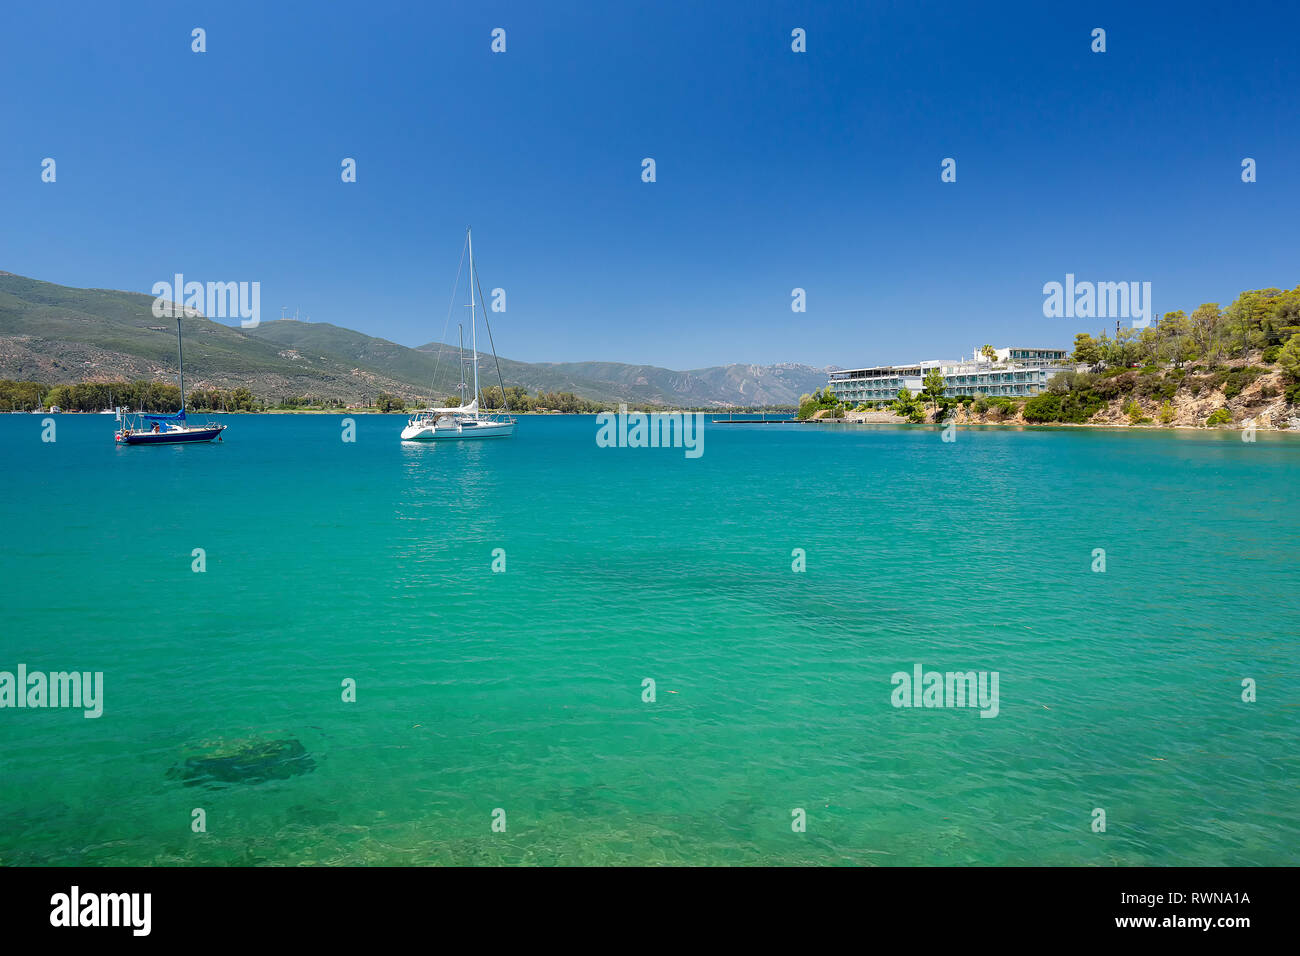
401 229 516 441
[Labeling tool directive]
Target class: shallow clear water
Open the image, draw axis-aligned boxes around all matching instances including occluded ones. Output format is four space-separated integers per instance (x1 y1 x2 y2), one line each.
0 413 1296 865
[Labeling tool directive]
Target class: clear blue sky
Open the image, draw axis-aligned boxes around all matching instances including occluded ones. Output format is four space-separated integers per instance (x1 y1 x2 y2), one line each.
1 1 1296 369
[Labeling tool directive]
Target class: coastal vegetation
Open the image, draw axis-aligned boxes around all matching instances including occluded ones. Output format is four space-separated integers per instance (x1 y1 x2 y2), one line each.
0 379 260 413
479 386 609 414
0 377 789 415
373 392 406 412
981 285 1300 429
796 388 846 420
0 379 46 412
831 285 1299 430
385 387 619 414
890 387 927 423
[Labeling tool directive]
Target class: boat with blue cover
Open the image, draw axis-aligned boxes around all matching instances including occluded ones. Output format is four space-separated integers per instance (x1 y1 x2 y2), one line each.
115 409 225 445
115 315 227 445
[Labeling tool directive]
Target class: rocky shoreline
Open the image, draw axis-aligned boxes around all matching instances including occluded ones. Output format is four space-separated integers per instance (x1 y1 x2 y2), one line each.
818 357 1300 431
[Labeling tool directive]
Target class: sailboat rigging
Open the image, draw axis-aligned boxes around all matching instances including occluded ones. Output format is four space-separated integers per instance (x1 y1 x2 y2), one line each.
401 229 516 441
114 315 227 445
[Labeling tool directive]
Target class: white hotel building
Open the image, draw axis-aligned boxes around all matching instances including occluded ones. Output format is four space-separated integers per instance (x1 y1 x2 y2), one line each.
827 347 1072 405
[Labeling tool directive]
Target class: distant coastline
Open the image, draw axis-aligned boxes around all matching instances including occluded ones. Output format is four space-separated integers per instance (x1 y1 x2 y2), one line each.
21 408 1297 433
4 274 1298 428
0 272 831 409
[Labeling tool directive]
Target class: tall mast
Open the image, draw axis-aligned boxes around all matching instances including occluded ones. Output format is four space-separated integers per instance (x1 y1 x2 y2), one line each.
176 315 186 413
468 228 479 417
458 323 466 402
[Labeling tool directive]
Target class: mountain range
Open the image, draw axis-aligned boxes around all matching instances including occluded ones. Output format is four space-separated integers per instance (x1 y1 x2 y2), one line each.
0 272 832 407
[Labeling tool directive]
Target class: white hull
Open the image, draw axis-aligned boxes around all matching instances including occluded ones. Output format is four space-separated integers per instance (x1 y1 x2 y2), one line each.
401 418 515 441
405 229 516 443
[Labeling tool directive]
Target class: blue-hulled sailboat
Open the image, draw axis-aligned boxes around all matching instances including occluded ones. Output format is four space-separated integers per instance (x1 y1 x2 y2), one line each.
115 315 226 445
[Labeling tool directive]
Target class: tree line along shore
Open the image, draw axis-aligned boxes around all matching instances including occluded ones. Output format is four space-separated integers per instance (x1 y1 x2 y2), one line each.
0 379 790 416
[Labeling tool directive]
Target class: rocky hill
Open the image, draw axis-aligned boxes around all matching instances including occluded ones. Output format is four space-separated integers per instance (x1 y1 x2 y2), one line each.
947 357 1299 430
0 271 832 407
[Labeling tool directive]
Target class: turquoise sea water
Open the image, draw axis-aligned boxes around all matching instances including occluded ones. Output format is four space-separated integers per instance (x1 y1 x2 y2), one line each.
0 413 1296 866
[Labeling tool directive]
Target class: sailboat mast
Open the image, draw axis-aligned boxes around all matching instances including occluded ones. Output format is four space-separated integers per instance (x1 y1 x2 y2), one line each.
176 316 185 413
468 228 479 417
458 323 465 401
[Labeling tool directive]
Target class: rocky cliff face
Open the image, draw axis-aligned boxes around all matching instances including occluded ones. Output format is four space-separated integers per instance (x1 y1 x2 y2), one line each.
945 358 1299 430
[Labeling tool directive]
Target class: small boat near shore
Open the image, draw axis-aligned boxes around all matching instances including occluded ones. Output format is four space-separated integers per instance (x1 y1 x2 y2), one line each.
402 228 515 442
115 412 226 445
115 316 226 445
402 399 515 440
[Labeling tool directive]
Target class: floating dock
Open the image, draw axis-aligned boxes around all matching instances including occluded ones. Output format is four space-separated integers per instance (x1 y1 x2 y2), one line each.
709 418 810 424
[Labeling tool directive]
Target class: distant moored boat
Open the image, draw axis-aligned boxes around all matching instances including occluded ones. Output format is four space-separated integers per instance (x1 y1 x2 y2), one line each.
115 315 227 445
401 228 516 442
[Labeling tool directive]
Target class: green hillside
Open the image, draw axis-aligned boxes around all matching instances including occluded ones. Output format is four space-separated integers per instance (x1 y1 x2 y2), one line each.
0 271 831 406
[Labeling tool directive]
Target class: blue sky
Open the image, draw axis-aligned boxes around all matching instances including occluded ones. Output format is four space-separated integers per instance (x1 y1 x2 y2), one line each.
1 1 1296 369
